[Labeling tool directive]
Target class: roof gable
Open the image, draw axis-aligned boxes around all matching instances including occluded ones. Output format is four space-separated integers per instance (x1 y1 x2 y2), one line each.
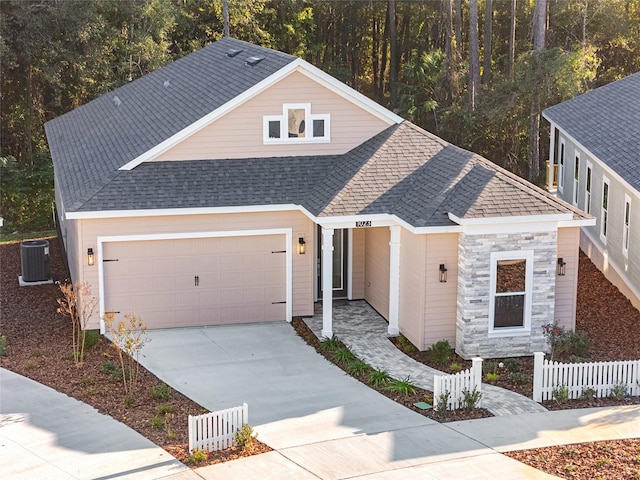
543 72 640 191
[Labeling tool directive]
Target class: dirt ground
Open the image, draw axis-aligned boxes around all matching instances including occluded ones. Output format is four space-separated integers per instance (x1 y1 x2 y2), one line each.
1 238 638 478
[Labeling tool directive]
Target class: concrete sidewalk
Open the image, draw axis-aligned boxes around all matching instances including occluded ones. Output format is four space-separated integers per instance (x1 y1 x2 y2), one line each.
0 368 198 480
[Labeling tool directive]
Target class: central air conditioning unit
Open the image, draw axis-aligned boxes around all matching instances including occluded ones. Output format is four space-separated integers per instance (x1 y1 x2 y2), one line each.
20 240 51 282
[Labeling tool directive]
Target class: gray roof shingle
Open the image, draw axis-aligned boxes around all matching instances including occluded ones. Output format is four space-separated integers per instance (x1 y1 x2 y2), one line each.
543 72 640 191
47 38 588 228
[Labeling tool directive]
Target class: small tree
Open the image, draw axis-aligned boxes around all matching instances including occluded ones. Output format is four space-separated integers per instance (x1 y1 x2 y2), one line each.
56 282 97 366
104 311 149 397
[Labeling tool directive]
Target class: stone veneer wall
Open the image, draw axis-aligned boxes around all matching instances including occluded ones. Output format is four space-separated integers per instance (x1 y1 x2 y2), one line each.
456 231 556 359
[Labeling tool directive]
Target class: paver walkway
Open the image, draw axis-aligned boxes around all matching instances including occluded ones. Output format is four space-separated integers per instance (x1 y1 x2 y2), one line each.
304 300 547 416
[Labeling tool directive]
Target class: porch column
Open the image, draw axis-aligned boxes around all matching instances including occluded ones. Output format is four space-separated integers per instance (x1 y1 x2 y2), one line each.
321 227 334 338
388 225 401 336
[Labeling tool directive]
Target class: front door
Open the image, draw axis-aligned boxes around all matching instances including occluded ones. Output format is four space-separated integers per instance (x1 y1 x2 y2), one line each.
317 227 348 299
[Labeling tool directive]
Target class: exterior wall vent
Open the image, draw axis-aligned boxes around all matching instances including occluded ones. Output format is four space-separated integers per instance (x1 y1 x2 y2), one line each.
20 240 51 282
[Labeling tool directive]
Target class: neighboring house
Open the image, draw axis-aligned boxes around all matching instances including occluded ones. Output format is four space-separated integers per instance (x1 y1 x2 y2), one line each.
543 72 640 311
46 37 593 359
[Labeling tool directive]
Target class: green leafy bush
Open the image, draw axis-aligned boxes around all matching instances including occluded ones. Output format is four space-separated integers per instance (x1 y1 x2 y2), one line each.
234 424 257 448
384 377 416 396
368 369 391 387
83 330 100 350
187 447 208 464
332 347 356 364
485 372 499 382
157 403 175 415
580 387 597 402
319 335 340 352
449 362 462 373
427 340 452 366
150 416 164 430
347 360 370 376
552 384 569 404
508 372 528 386
460 387 482 411
435 391 450 416
0 335 7 356
150 383 172 401
503 358 522 372
610 383 628 401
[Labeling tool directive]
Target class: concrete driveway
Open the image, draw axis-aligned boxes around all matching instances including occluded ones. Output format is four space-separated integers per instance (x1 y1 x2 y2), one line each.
138 322 555 479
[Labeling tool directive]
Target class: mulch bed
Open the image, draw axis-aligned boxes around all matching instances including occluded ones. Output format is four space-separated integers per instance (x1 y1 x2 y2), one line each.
291 318 493 422
0 237 270 468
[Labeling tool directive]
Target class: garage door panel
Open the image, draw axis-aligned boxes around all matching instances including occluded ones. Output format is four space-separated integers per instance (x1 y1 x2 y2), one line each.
103 234 287 329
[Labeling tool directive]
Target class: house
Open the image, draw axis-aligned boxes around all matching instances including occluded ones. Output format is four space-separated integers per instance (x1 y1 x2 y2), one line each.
46 37 594 359
543 72 640 311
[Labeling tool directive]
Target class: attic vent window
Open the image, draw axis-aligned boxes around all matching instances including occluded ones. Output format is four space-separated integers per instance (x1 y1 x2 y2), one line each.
263 103 330 144
245 56 264 66
226 48 243 58
113 96 122 106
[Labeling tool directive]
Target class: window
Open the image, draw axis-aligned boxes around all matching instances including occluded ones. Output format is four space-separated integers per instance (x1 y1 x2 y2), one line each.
558 138 565 193
263 103 330 144
573 152 580 206
585 162 592 214
600 176 610 243
623 194 631 258
489 251 533 335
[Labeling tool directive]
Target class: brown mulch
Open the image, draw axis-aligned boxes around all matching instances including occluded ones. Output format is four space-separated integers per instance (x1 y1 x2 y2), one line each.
0 237 270 468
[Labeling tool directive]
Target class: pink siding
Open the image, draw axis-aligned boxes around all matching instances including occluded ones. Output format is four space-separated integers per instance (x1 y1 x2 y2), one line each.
78 210 315 329
424 233 459 348
398 229 426 349
556 227 580 331
152 71 391 161
351 228 366 299
364 227 390 320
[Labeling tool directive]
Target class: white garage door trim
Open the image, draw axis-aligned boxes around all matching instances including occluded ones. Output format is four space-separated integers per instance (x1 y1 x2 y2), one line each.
97 228 293 334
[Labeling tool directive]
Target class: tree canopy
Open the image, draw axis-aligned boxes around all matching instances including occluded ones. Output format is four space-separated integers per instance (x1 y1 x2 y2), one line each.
2 0 639 232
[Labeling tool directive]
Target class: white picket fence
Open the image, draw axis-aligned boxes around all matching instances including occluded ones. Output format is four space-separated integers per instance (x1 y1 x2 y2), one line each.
533 352 640 402
433 358 483 410
188 403 248 453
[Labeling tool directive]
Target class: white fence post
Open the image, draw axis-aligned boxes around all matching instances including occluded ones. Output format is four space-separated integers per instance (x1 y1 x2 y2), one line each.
472 357 483 408
533 351 545 402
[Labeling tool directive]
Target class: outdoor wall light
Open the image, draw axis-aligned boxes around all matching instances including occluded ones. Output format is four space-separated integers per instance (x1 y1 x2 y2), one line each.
557 257 566 276
298 237 306 255
87 248 95 266
439 264 448 283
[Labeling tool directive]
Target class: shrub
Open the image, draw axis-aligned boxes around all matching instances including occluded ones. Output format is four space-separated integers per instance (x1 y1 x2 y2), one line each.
234 424 257 448
508 372 528 386
83 330 100 350
449 362 462 373
427 340 452 366
157 403 175 415
566 331 591 358
552 384 569 404
485 372 499 382
435 391 450 416
385 377 416 396
150 416 164 430
0 335 7 356
368 369 391 387
483 360 497 375
187 447 208 464
503 358 522 372
347 360 370 376
124 395 135 408
580 387 597 402
397 335 417 354
610 383 628 401
461 387 482 411
57 282 98 366
332 347 356 364
150 383 172 401
319 335 340 352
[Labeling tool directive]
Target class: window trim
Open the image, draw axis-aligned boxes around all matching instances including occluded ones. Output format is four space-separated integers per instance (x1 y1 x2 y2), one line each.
488 250 534 337
600 175 610 244
572 151 580 207
585 161 593 215
558 138 566 193
623 194 631 258
263 103 330 144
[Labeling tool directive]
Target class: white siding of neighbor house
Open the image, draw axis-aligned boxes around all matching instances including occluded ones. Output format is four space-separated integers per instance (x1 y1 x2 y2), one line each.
75 210 315 329
555 132 640 310
555 227 580 331
55 181 81 286
152 71 391 162
398 228 426 349
351 228 366 299
364 227 390 320
423 233 459 349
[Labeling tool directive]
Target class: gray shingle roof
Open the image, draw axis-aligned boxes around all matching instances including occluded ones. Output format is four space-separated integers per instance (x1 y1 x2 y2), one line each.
543 72 640 191
47 37 587 228
45 37 296 211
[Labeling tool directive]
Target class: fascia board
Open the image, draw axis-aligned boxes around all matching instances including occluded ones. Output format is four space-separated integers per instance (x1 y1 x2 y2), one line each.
448 212 573 225
545 120 640 202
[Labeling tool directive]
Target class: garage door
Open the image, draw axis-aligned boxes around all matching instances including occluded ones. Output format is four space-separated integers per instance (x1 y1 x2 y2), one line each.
102 235 287 329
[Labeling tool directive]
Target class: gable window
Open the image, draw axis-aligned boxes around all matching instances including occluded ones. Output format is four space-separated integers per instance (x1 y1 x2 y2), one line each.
558 138 565 193
263 103 330 144
573 152 580 207
585 162 592 214
489 250 533 336
600 176 610 243
623 194 631 258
